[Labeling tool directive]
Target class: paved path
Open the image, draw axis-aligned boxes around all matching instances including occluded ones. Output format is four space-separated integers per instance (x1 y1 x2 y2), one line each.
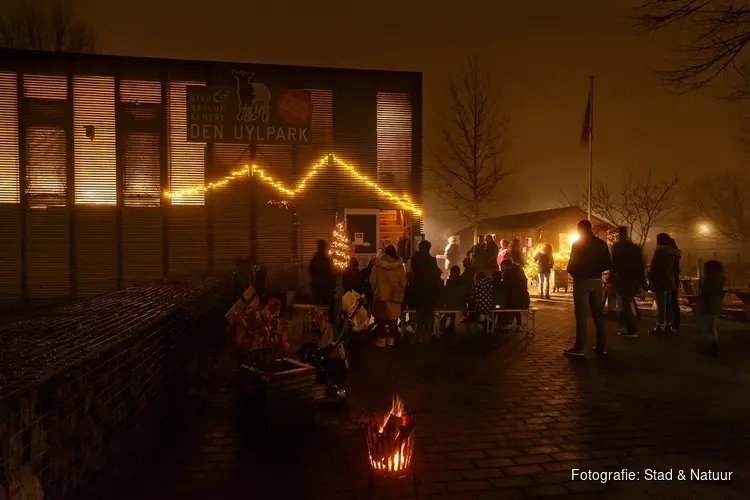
137 295 750 499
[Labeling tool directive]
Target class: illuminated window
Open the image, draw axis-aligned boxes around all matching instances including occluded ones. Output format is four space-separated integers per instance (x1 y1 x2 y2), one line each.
0 72 19 203
376 92 411 189
168 81 205 205
23 74 67 100
73 75 116 204
23 74 69 208
26 127 67 208
120 80 161 105
121 80 163 207
310 90 333 145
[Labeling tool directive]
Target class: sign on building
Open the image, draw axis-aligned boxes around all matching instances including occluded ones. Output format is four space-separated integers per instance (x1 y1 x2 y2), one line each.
186 70 313 145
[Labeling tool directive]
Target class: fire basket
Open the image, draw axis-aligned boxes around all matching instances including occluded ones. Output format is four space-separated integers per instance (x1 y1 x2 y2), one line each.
361 393 416 478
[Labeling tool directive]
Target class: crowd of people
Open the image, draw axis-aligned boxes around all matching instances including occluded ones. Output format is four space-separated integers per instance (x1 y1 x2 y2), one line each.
565 220 725 357
308 234 532 347
309 220 726 355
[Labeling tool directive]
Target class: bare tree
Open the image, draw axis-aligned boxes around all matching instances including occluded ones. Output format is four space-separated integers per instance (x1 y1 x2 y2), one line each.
0 0 96 52
634 0 750 98
429 55 513 239
564 170 679 247
688 168 750 254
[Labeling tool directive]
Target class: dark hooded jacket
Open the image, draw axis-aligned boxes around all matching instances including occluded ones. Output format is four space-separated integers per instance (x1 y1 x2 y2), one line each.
567 232 610 281
648 245 682 291
611 239 645 292
410 248 442 308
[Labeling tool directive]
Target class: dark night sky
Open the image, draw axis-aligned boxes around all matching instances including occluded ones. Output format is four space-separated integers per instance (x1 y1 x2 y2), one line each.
75 0 746 237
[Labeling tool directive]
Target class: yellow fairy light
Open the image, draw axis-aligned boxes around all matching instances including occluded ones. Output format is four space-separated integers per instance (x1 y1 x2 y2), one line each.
162 155 423 215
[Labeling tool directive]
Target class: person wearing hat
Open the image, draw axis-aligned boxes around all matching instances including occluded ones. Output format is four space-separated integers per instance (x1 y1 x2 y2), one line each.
444 236 460 274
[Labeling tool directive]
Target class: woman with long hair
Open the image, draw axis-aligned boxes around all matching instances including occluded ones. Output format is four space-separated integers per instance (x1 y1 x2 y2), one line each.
370 245 407 347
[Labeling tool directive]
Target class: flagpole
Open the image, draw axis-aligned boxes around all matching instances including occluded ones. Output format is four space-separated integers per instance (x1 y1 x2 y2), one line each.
588 76 594 222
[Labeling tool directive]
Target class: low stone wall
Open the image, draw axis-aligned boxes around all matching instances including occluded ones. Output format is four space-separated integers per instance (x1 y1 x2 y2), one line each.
0 278 234 500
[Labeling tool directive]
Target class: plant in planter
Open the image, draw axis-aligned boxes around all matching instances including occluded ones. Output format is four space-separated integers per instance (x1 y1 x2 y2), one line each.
229 297 316 427
233 298 292 378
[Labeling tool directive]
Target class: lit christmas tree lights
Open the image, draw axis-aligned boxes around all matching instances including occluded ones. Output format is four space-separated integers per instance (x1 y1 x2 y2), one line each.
329 221 352 269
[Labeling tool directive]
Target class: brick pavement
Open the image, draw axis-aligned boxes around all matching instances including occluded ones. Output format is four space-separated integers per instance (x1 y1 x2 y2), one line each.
135 295 750 499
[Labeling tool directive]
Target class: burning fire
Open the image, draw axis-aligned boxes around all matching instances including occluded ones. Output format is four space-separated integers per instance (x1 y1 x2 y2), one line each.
363 393 416 475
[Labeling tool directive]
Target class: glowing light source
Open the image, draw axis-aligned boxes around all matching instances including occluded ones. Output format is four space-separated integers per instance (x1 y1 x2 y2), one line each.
700 224 711 235
569 232 579 244
329 221 352 269
161 155 423 215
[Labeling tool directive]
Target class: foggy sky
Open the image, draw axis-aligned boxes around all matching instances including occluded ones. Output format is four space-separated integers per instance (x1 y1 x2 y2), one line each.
73 0 748 236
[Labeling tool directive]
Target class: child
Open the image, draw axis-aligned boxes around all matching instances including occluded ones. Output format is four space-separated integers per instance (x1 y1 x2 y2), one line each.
700 260 724 355
439 266 467 332
460 257 476 287
469 271 494 325
501 260 530 330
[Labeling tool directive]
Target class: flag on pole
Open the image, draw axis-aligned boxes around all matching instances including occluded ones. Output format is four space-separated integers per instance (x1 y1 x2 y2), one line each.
580 91 592 147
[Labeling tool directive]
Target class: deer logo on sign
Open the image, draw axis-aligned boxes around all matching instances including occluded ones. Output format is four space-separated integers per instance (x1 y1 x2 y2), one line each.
231 70 271 123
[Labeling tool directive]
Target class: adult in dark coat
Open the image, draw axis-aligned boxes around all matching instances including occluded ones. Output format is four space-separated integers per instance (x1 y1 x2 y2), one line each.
610 226 645 337
397 229 412 262
484 234 500 273
309 239 336 314
565 220 611 356
468 235 486 268
648 233 682 333
342 257 361 292
410 240 442 334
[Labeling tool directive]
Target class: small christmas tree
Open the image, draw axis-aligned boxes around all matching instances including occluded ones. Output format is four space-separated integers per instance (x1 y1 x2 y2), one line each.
330 221 352 269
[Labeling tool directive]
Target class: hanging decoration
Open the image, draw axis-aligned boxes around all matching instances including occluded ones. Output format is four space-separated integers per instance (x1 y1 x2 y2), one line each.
162 155 423 215
330 221 352 269
267 200 292 209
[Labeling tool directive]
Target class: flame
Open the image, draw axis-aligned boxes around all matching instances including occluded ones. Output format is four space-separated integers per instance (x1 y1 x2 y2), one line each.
368 393 412 473
378 393 405 432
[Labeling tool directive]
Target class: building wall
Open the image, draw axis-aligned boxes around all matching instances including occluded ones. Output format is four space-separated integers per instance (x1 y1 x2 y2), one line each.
0 51 423 300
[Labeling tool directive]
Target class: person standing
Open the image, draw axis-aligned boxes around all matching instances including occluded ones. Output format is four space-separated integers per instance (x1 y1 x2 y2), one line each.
648 233 682 333
564 220 611 356
509 239 525 267
669 237 682 332
370 245 407 347
397 228 412 262
700 260 725 355
534 244 555 299
469 235 486 268
497 239 511 268
309 239 336 318
484 234 500 274
444 236 460 273
610 226 645 337
410 240 442 337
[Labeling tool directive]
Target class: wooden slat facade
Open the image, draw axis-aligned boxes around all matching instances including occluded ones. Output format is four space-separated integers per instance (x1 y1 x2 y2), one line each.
0 49 423 301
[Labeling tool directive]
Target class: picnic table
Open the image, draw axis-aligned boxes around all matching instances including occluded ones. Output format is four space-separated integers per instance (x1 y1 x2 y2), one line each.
726 288 750 320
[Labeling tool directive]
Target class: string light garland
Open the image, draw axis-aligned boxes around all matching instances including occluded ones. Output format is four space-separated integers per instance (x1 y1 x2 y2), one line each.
267 200 292 209
162 155 423 215
329 221 352 269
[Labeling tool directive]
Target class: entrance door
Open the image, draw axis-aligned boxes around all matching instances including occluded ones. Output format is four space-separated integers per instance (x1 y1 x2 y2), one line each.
345 209 378 256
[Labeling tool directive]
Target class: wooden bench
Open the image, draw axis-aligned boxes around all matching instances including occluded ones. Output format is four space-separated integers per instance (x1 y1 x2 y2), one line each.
399 308 537 336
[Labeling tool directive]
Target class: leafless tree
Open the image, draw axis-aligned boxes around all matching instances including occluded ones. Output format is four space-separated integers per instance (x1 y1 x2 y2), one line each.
634 0 750 98
429 55 513 239
0 0 96 52
564 170 679 247
688 168 750 254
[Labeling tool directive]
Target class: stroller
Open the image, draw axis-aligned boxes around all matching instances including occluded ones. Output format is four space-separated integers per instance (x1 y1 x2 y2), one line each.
296 291 370 402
